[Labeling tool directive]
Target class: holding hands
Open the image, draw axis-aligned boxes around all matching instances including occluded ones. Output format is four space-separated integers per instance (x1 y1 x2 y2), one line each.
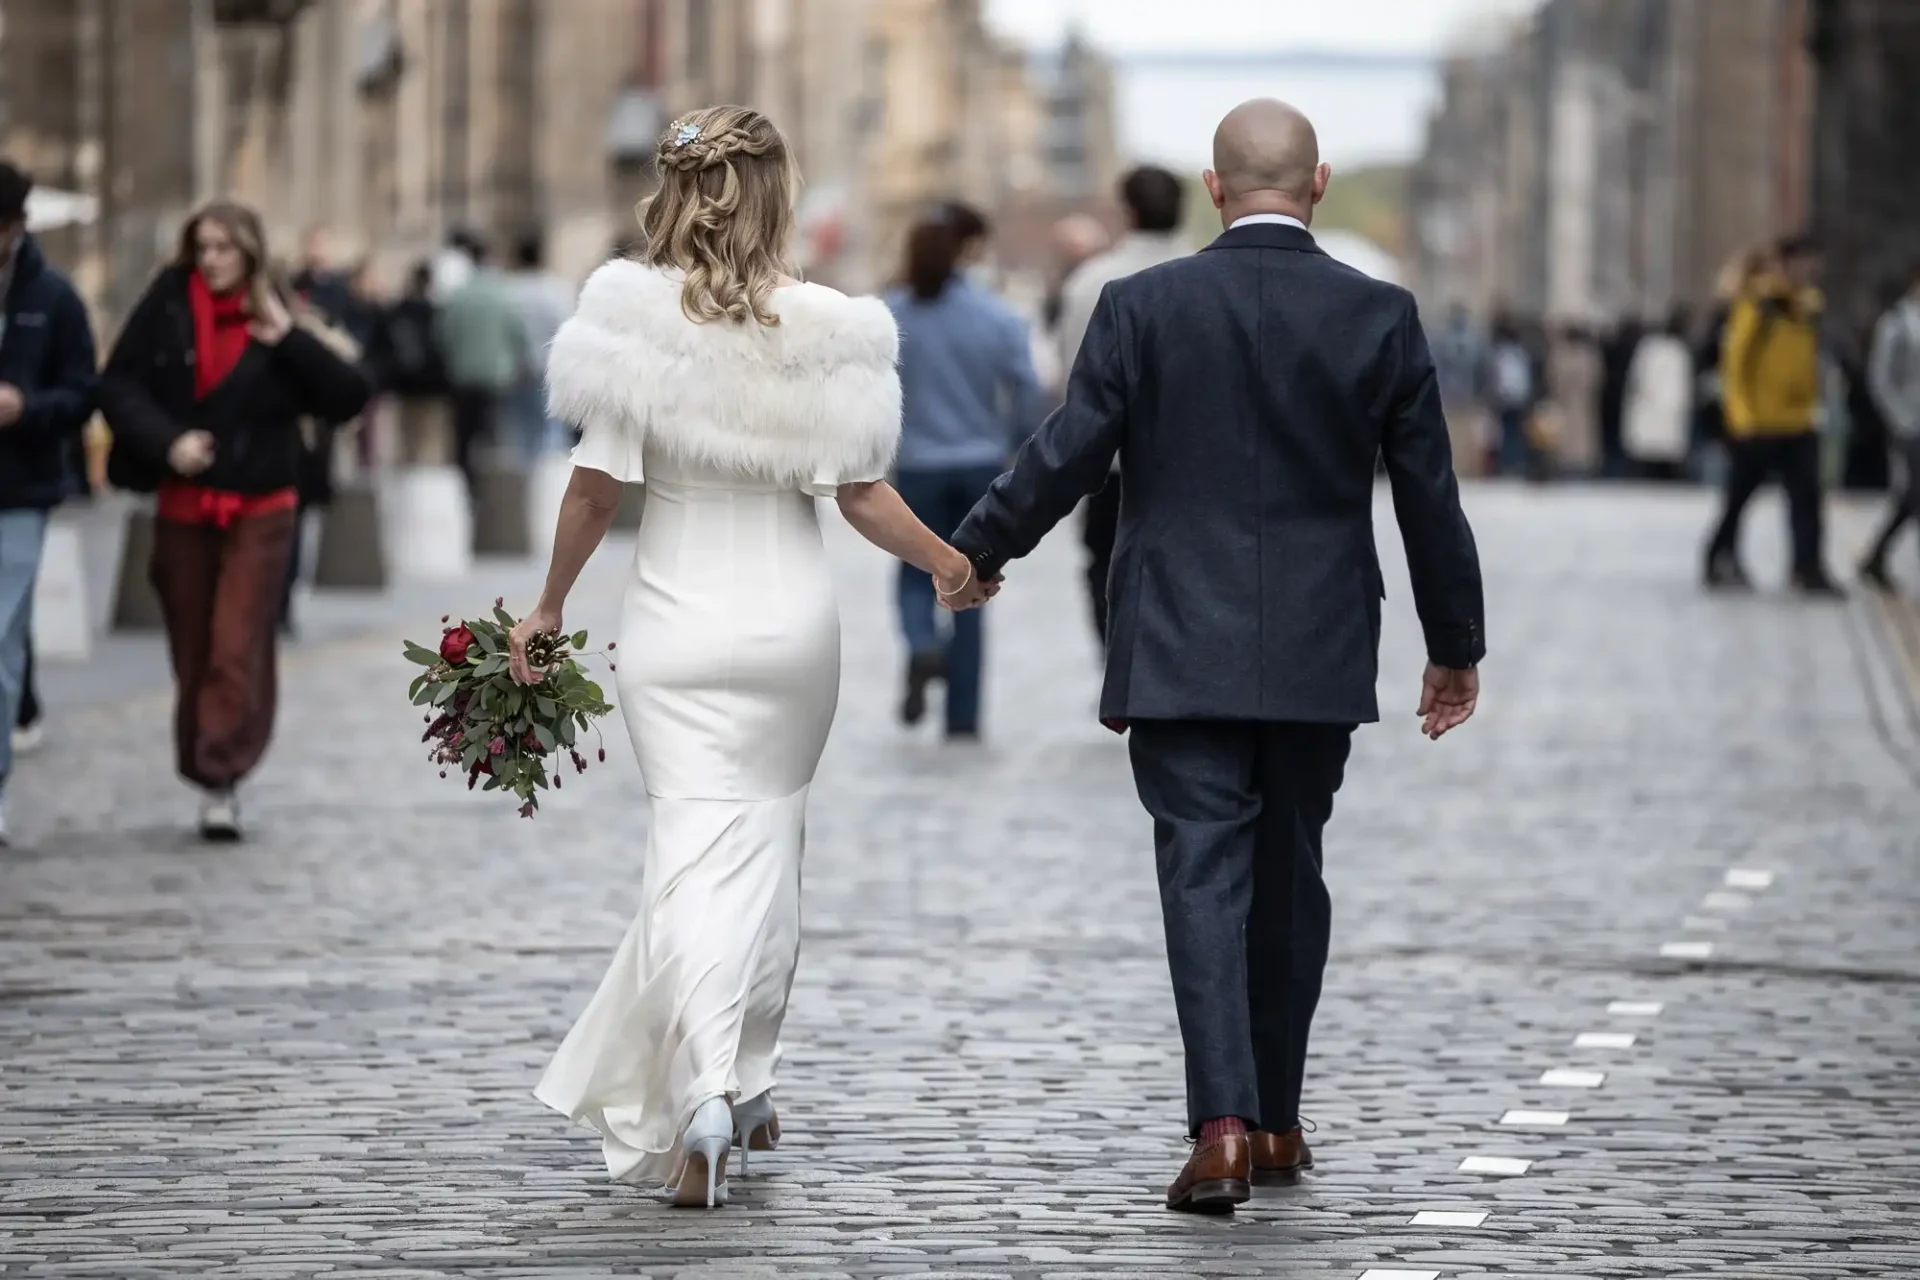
934 548 1000 612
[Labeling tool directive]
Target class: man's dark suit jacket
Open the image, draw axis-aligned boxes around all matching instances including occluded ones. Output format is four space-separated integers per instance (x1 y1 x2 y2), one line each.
951 221 1485 725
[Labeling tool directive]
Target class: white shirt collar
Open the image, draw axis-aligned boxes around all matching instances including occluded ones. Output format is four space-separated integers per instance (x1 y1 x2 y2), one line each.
1229 213 1308 231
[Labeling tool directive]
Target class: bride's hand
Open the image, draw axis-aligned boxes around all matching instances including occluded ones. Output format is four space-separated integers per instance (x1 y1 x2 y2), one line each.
934 548 998 612
508 601 564 685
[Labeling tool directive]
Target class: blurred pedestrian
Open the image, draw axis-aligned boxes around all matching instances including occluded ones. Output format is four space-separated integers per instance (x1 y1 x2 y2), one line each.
1547 321 1602 476
1486 312 1537 476
1430 303 1489 477
0 160 97 844
98 200 370 840
434 238 528 505
432 228 479 299
1598 318 1645 478
884 213 1044 738
1055 165 1188 649
290 225 356 325
1702 235 1837 595
1692 248 1769 483
1858 263 1920 588
941 201 993 281
1621 308 1694 481
505 231 575 462
369 262 452 464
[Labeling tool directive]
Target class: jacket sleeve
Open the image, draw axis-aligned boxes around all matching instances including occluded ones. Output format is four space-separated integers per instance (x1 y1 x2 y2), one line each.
1382 296 1486 669
16 286 98 438
1718 297 1761 430
96 286 187 461
272 327 374 424
952 282 1129 580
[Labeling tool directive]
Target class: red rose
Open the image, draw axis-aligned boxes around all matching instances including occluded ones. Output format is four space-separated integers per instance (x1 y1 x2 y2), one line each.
440 626 476 664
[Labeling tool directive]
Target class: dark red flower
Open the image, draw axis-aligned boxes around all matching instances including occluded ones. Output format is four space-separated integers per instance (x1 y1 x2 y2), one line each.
495 596 505 608
488 736 506 757
553 773 562 789
440 625 476 664
607 641 617 651
598 748 606 763
518 801 535 819
522 729 541 752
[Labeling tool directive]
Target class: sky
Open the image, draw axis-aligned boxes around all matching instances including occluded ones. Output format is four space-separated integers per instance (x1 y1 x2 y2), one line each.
984 0 1540 170
983 0 1539 58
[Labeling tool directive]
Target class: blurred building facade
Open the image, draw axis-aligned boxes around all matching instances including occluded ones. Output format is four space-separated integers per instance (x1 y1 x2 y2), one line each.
0 0 1120 327
1410 0 1815 329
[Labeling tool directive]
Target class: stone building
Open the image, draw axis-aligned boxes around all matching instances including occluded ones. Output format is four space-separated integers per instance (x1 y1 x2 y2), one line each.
0 0 1119 321
1409 0 1815 330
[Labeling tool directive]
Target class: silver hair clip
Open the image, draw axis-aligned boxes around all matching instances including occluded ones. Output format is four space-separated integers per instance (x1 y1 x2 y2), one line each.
671 122 701 149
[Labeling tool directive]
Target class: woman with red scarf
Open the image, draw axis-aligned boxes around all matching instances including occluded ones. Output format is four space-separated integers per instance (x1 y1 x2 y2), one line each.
99 201 370 840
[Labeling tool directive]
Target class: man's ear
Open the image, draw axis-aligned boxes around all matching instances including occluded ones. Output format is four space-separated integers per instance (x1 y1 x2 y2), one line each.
1202 170 1226 211
1311 162 1331 207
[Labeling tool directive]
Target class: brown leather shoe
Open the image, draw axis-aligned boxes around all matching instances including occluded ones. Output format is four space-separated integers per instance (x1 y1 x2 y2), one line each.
1251 1126 1313 1186
1165 1132 1252 1213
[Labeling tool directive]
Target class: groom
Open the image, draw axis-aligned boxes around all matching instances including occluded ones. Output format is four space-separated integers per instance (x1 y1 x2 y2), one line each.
948 99 1485 1213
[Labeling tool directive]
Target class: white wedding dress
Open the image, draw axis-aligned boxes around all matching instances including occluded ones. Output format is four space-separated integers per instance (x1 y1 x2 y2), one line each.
532 260 901 1185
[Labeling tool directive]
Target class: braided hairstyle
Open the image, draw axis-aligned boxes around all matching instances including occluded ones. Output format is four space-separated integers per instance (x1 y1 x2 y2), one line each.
639 105 799 327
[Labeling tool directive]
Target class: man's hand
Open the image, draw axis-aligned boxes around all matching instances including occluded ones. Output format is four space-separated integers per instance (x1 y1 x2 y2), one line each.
0 383 23 427
1418 663 1479 740
167 430 217 477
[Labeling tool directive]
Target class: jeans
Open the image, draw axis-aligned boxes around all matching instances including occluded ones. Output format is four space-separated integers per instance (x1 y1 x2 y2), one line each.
450 386 502 504
0 509 49 787
894 464 1003 735
507 378 563 463
1706 433 1825 578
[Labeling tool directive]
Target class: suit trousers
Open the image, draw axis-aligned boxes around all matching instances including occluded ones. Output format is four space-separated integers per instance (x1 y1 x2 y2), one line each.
1128 719 1354 1135
150 509 297 792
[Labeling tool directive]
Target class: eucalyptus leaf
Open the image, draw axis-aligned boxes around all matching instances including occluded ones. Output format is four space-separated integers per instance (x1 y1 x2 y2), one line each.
431 682 457 706
403 642 441 667
570 630 589 649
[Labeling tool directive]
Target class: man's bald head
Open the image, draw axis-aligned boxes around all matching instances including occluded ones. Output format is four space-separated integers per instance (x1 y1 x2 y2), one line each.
1212 99 1320 202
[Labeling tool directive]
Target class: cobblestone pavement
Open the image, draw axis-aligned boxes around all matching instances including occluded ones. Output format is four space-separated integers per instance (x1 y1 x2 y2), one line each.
3 485 1917 1279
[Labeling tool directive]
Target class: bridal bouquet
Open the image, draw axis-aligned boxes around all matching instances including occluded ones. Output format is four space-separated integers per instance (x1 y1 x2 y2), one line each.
404 600 615 818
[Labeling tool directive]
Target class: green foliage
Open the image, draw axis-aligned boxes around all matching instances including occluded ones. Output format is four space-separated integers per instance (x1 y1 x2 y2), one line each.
404 611 616 817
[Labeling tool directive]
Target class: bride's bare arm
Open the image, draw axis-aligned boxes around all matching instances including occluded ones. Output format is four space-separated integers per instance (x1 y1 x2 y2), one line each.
835 480 982 599
509 465 623 683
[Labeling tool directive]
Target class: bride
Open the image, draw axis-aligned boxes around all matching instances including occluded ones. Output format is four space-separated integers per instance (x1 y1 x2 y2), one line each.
507 105 991 1207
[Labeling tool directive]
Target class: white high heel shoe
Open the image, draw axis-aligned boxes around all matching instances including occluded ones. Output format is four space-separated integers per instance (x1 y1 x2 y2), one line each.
732 1091 781 1176
670 1096 733 1207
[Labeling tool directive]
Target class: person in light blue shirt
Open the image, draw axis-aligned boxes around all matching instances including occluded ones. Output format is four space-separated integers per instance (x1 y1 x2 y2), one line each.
883 207 1044 741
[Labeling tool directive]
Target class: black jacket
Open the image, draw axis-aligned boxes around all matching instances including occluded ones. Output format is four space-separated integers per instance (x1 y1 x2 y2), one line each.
952 222 1486 725
367 296 449 398
98 266 372 495
0 235 98 510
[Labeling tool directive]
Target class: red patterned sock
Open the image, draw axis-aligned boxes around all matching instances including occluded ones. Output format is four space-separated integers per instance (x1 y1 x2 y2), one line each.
1198 1116 1246 1144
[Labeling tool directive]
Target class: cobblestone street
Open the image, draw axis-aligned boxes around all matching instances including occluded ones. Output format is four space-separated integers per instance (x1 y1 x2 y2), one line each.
3 485 1918 1279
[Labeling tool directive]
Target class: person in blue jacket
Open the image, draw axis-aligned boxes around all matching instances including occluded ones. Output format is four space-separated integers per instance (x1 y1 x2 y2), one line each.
0 160 97 844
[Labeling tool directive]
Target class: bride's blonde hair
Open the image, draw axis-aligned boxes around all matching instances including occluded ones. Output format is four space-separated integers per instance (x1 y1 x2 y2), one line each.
639 105 798 327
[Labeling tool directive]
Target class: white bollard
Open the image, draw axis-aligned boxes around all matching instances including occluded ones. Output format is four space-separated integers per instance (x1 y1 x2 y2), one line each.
385 465 474 582
31 518 91 659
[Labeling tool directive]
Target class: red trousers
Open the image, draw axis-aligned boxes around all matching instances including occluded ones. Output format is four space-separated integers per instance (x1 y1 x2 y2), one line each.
150 508 297 791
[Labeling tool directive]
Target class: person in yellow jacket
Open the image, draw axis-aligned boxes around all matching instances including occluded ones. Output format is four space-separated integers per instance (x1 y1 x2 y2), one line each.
1702 235 1840 595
